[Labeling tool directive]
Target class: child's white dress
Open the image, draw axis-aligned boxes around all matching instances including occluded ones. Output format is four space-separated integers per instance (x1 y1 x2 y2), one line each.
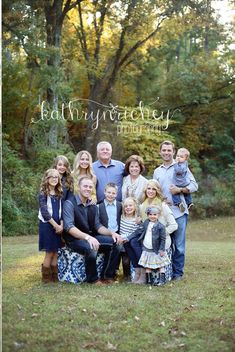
138 222 170 269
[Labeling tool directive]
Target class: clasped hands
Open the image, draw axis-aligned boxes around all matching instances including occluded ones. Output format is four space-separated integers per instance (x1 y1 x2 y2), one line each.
85 232 124 251
111 232 124 245
169 184 182 195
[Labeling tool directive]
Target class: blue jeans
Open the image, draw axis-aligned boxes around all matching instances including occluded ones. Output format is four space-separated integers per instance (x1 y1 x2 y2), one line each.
171 214 188 278
172 192 192 207
124 237 142 268
68 235 119 283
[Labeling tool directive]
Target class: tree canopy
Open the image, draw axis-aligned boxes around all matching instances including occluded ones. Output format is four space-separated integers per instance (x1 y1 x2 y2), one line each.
2 0 235 235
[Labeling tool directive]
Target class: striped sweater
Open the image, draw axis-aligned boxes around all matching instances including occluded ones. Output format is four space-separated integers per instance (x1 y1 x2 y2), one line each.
119 216 139 241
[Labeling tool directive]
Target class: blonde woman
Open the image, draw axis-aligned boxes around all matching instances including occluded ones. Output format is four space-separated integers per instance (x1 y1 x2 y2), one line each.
140 180 177 243
72 150 97 201
139 179 178 282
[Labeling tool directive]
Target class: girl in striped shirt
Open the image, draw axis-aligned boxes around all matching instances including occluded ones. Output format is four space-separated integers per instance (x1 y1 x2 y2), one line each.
120 197 143 283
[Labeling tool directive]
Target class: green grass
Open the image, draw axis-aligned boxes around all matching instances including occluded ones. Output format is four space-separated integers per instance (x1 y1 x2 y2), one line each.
3 217 235 352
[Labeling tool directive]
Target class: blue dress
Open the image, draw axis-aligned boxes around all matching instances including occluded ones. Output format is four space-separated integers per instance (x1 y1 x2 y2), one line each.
39 194 62 252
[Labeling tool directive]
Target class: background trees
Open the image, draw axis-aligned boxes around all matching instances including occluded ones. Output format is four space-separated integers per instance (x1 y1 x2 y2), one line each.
2 0 235 235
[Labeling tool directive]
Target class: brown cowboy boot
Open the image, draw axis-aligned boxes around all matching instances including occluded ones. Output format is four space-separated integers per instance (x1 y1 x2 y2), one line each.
132 268 141 283
41 265 52 283
51 265 59 282
135 268 146 285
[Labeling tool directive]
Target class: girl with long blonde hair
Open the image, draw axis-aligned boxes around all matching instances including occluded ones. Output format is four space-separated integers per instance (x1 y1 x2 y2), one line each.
72 150 97 200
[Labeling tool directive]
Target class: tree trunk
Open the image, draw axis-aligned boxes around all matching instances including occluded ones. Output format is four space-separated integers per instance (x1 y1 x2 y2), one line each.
44 0 63 148
84 77 117 158
204 0 211 54
23 68 35 157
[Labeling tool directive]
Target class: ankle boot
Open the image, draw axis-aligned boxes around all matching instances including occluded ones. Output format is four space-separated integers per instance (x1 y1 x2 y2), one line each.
132 268 141 283
156 272 166 286
136 268 146 284
51 265 59 282
153 272 160 285
146 272 153 285
41 265 52 283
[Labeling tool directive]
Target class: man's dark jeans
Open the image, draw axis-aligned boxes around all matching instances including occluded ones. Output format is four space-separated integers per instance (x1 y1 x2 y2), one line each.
68 235 119 283
124 237 142 268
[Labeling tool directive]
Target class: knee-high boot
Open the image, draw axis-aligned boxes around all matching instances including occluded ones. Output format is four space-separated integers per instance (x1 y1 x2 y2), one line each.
41 265 52 283
146 272 153 285
51 265 59 282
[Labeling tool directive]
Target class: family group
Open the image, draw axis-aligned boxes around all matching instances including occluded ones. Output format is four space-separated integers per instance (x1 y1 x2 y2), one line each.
38 140 198 286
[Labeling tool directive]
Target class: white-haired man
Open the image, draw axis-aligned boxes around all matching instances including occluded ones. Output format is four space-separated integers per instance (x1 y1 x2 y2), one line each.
92 141 125 203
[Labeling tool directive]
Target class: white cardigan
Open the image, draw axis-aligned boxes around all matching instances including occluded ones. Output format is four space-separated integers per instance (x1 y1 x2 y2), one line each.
122 174 148 203
38 196 62 223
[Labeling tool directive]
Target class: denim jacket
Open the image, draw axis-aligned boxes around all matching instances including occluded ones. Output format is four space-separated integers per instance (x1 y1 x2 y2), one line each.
128 219 166 254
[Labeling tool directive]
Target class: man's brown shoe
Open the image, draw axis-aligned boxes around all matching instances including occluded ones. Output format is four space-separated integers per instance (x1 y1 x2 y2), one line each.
101 279 115 284
93 280 106 286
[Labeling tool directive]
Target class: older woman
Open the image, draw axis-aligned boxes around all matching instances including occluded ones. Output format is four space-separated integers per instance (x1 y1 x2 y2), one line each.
126 179 178 284
122 155 148 204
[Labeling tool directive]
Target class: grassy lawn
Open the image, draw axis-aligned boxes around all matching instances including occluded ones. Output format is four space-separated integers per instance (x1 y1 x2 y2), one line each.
2 216 235 352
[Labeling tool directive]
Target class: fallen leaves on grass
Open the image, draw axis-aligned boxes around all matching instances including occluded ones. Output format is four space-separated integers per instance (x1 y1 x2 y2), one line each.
13 341 25 350
169 327 187 337
159 321 165 327
107 342 117 350
169 316 180 322
184 304 197 312
169 327 178 335
162 341 185 349
134 316 140 321
82 342 97 349
31 313 38 318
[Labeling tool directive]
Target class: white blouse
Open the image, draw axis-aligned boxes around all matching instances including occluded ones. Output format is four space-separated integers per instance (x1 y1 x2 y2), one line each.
143 222 154 249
